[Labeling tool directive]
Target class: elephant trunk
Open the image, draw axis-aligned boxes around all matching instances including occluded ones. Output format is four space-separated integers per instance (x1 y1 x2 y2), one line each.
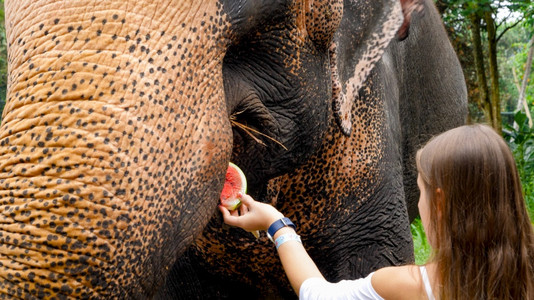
0 0 233 298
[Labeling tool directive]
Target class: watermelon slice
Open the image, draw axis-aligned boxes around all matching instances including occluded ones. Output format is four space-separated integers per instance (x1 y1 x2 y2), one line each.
220 162 247 211
220 162 260 239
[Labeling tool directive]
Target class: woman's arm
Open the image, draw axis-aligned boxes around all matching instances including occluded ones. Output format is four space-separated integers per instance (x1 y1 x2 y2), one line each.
269 226 325 294
219 194 422 299
219 194 324 294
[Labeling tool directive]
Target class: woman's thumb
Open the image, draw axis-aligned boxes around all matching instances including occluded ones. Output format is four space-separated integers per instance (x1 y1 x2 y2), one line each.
239 193 254 205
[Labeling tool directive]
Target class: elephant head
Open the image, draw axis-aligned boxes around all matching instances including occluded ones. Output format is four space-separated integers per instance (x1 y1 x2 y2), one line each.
0 0 408 298
160 0 466 298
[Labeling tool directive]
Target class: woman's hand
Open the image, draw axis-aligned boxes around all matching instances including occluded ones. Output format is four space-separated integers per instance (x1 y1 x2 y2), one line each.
220 193 326 295
219 193 284 232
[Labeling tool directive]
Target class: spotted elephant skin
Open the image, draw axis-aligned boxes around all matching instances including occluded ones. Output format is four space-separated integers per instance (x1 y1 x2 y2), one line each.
0 0 370 298
159 0 467 298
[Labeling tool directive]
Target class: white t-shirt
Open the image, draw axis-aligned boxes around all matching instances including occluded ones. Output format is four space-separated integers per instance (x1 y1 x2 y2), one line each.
299 266 435 300
299 272 383 300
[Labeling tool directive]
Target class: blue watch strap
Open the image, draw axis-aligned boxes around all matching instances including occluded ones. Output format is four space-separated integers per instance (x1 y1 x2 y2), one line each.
267 217 296 240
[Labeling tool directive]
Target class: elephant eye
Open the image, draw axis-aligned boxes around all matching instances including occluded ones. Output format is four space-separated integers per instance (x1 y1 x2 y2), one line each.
230 96 281 150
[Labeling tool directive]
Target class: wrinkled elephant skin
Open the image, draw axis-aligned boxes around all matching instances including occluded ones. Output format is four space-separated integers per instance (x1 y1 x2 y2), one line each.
0 0 352 298
160 0 467 298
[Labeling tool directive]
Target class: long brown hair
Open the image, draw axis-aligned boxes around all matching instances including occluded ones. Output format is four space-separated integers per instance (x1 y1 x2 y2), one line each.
416 124 534 300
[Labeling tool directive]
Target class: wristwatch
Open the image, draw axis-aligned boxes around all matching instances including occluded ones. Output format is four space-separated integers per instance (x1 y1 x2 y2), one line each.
267 217 296 242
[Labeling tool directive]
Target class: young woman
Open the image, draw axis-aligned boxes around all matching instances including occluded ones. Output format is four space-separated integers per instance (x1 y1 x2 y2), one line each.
219 124 534 299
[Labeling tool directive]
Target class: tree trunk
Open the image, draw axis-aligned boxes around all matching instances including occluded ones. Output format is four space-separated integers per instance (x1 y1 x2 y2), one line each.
484 9 502 133
434 0 447 15
515 34 534 128
469 13 492 124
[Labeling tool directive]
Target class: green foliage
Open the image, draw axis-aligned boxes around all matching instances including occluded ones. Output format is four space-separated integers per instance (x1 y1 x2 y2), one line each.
438 0 533 19
435 0 534 125
503 111 534 222
498 23 533 114
410 218 432 265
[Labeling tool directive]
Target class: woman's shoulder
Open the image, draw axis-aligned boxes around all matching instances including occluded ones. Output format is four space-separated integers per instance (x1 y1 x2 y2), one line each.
371 264 428 300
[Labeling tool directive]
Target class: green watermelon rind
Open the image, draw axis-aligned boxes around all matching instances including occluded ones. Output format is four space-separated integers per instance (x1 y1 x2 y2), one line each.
228 162 247 195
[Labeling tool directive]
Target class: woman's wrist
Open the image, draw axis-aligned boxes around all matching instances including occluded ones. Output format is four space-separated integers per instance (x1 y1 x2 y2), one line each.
266 216 298 244
264 212 285 230
272 226 296 239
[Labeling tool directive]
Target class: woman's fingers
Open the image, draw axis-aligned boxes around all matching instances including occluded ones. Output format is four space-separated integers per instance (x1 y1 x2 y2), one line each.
220 193 286 233
239 202 248 216
218 205 232 221
219 194 264 231
238 193 254 206
219 205 241 226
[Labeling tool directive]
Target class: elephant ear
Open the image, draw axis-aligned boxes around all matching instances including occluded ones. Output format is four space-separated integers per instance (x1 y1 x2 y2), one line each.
304 0 344 50
397 0 425 40
331 0 404 136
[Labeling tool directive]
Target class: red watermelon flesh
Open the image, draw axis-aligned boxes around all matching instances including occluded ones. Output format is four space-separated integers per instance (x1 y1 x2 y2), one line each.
220 162 247 211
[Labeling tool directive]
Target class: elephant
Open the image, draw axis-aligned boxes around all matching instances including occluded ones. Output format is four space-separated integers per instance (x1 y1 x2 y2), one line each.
157 0 467 298
0 0 423 299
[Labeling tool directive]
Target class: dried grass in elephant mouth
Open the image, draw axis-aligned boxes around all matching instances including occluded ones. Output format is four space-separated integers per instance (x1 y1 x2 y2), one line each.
230 113 288 151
